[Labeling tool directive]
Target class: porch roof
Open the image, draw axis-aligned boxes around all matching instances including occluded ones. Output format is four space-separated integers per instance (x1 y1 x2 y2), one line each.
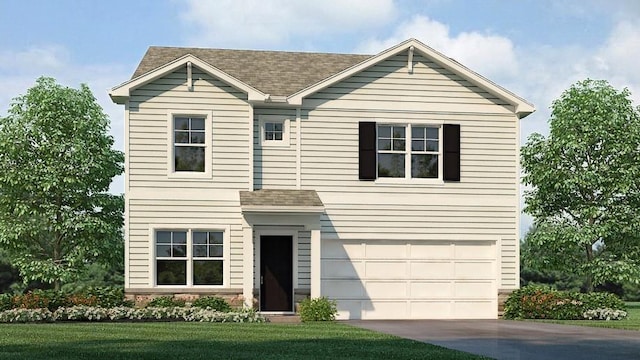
239 189 324 213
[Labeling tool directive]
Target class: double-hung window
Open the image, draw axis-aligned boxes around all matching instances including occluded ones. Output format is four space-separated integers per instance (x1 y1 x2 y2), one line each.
156 229 225 286
174 116 206 172
168 111 212 177
377 124 441 179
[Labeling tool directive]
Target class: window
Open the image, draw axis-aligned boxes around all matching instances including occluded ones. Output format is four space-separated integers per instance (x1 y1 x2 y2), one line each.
168 111 212 177
264 122 284 141
259 115 290 146
174 116 206 172
155 230 225 286
377 124 441 179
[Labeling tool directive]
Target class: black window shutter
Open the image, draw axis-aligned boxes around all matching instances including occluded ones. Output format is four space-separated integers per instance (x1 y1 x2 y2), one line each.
359 122 376 180
443 124 460 181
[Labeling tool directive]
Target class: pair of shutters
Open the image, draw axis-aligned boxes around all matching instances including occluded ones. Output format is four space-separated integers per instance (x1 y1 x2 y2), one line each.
359 122 460 181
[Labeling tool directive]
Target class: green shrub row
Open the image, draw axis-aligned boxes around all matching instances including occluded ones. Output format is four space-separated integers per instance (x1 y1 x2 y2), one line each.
0 306 265 323
504 284 627 320
0 287 131 311
146 296 232 312
298 297 337 322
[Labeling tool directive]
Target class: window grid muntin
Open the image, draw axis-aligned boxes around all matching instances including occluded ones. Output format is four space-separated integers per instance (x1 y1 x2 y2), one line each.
377 124 442 179
155 229 225 287
173 116 206 172
264 122 284 141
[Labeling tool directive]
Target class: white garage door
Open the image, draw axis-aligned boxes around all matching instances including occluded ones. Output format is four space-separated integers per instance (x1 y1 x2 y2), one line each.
321 239 497 320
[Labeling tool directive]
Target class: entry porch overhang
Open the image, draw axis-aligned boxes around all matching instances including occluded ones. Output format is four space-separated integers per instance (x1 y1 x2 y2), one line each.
239 190 325 309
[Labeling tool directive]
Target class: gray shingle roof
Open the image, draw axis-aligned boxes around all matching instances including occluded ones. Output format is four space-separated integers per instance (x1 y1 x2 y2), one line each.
132 47 371 97
239 189 324 208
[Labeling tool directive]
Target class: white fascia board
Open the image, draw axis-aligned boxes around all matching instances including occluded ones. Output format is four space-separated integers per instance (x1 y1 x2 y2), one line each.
288 38 535 118
241 205 325 214
109 54 267 104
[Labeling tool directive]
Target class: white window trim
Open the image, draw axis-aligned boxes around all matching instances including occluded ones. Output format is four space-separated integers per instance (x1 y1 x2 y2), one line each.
259 115 290 147
167 110 213 179
149 224 231 288
375 120 444 185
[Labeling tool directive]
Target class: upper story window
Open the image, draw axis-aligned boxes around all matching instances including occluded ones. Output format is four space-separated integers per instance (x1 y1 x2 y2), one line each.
167 111 212 178
174 116 205 172
259 115 290 147
377 124 441 179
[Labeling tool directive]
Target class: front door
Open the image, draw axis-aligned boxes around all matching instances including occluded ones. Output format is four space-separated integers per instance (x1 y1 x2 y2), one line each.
260 235 293 312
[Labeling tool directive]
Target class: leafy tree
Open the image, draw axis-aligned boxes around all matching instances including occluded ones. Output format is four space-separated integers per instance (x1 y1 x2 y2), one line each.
0 77 124 290
521 79 640 292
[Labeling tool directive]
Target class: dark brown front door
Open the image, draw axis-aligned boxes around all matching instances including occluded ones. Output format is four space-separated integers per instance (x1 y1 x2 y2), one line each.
260 235 293 311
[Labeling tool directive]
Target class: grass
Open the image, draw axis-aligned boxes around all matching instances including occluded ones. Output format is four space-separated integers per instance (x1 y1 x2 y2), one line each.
535 302 640 331
0 322 485 360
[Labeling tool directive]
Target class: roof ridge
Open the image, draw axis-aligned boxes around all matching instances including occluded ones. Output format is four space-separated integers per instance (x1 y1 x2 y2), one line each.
145 45 372 57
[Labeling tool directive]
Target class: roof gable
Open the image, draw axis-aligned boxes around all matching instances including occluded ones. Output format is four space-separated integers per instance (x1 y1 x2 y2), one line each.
110 39 534 117
131 47 369 98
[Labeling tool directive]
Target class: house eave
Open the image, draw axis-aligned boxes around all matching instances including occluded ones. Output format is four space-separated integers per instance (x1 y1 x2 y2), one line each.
109 54 268 105
287 38 535 116
241 205 325 214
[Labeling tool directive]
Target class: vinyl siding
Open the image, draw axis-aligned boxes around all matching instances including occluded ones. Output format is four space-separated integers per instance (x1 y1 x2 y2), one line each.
301 53 519 289
253 108 297 189
126 66 250 288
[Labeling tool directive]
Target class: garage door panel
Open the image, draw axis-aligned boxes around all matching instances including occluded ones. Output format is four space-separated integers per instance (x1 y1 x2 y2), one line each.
364 301 408 319
410 301 453 319
455 261 494 279
364 261 407 279
409 241 453 259
365 281 406 298
410 281 452 298
336 300 363 320
365 242 407 259
322 259 364 278
454 281 494 298
322 239 363 259
322 280 365 299
410 261 453 278
455 241 495 259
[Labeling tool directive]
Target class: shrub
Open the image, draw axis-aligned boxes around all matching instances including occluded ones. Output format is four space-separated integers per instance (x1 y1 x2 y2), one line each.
504 284 627 320
0 308 53 323
192 296 231 312
0 306 266 323
0 293 13 311
298 297 337 322
12 289 67 311
83 287 132 308
147 296 186 307
583 308 628 321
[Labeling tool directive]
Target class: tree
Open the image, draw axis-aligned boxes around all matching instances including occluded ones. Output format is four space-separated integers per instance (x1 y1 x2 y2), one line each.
0 77 124 290
521 79 640 292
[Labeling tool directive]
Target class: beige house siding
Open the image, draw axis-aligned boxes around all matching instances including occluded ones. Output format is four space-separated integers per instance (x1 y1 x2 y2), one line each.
126 66 251 288
301 53 519 289
253 107 297 189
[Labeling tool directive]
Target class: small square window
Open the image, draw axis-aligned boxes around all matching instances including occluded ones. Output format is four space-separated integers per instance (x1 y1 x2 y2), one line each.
260 116 290 147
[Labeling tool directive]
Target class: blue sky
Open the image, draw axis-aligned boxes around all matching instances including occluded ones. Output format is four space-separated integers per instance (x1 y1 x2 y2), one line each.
1 0 639 237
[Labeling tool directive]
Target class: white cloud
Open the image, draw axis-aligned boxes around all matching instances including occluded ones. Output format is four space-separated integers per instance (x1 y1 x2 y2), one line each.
179 0 397 48
0 45 129 194
356 15 519 81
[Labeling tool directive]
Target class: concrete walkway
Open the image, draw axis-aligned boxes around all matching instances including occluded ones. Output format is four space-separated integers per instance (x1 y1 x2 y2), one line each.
348 320 640 359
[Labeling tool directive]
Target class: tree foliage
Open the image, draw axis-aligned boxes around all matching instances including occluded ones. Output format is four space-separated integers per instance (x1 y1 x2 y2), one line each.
0 77 124 289
522 79 640 291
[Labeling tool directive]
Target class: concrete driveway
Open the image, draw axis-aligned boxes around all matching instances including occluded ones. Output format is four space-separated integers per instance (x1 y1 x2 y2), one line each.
348 320 640 359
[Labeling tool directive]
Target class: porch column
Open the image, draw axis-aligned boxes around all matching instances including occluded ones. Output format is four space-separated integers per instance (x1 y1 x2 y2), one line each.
310 228 321 298
242 222 254 308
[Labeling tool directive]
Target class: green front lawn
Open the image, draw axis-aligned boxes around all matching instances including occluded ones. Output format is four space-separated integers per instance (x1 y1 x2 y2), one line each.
0 322 484 360
536 303 640 331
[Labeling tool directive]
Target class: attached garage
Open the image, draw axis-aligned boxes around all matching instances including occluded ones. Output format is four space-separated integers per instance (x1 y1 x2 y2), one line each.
321 239 498 319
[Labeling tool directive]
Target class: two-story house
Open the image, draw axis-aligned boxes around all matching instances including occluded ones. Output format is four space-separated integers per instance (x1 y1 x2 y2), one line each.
109 38 534 319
